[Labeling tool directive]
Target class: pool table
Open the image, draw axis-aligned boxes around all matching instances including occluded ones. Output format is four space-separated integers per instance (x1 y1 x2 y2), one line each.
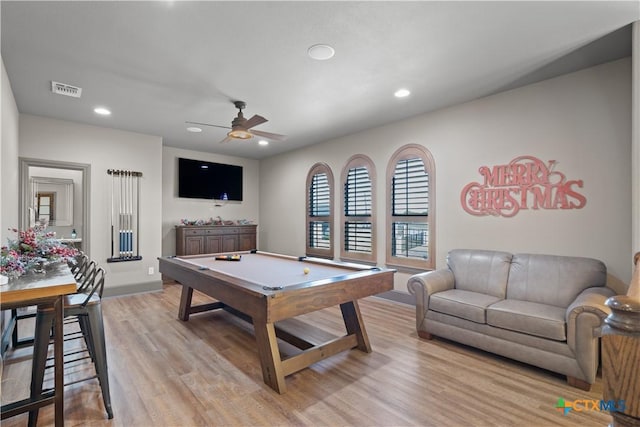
158 250 395 393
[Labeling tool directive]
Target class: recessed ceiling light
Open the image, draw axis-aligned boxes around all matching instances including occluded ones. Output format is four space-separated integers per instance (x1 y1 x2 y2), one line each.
308 44 335 60
186 127 202 133
394 89 411 98
258 140 269 146
93 107 111 115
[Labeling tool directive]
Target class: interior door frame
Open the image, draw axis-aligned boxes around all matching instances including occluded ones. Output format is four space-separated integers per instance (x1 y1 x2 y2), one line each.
19 157 91 257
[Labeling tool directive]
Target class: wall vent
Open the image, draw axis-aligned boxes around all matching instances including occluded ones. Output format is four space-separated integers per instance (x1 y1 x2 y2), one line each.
51 81 82 98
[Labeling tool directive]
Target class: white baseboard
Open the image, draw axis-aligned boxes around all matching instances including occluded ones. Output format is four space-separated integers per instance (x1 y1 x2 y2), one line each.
102 280 163 298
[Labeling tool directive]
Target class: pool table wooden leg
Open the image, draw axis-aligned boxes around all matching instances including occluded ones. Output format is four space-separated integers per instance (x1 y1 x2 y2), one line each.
178 285 194 321
340 300 371 353
253 321 286 394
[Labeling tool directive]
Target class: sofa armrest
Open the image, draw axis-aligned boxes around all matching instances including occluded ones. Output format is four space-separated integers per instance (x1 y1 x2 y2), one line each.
566 286 615 330
407 269 455 328
565 286 616 383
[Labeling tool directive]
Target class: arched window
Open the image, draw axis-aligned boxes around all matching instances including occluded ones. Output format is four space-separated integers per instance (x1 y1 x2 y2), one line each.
341 155 376 263
386 144 435 269
306 163 334 258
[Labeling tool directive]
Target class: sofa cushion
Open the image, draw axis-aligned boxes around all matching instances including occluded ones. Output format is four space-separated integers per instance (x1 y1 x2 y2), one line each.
430 289 502 324
507 253 606 308
486 299 566 341
425 309 574 358
447 249 512 299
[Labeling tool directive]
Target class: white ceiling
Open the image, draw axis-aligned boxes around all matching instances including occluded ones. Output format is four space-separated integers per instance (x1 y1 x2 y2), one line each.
2 1 639 160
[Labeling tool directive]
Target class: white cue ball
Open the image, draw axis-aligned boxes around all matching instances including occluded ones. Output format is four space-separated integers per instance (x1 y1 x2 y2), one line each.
303 267 310 275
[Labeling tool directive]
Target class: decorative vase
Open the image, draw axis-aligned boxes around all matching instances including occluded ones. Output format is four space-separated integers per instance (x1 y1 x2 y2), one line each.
32 261 47 275
602 252 640 427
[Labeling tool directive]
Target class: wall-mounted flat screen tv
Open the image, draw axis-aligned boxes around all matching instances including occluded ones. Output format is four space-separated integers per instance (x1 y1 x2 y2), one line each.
178 158 243 201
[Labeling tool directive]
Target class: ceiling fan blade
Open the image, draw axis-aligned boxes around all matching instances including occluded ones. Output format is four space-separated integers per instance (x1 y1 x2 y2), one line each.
251 129 287 141
243 115 268 130
185 120 231 130
218 136 234 144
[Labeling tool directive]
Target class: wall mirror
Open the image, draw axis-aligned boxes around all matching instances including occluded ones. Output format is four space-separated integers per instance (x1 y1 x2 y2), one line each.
30 176 74 226
20 158 91 256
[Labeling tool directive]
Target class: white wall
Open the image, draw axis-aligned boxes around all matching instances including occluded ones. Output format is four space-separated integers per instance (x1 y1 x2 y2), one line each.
19 115 163 295
161 146 260 256
259 58 633 295
1 56 20 333
1 57 20 242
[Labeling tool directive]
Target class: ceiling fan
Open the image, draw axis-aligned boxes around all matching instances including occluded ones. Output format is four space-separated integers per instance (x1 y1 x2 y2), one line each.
186 101 287 144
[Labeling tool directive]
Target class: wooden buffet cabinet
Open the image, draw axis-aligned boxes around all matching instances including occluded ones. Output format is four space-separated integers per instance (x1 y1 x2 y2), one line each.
175 224 257 256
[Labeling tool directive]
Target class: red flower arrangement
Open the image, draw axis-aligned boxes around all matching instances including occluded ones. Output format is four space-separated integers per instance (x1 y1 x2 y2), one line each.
1 226 79 278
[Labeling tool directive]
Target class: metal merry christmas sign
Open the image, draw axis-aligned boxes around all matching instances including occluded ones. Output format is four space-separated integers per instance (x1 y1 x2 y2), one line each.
460 155 586 217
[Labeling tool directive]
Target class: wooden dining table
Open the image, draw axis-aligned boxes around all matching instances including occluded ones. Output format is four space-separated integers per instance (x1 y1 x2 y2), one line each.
0 265 77 427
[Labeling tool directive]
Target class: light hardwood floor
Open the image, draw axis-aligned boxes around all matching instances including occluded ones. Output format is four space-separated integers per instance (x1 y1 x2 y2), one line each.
1 282 612 426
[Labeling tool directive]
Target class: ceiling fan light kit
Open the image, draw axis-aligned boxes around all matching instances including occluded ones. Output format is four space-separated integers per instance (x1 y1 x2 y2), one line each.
227 129 253 140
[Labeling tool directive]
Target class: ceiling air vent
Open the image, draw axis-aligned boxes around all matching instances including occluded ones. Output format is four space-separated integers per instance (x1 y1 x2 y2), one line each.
51 81 82 98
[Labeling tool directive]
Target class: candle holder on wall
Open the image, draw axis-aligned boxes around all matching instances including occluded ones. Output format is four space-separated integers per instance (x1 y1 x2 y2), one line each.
107 169 143 262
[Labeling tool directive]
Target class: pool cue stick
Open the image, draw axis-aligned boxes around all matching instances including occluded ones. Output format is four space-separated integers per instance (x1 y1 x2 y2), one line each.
130 172 133 256
123 171 127 257
128 171 133 257
120 171 127 258
113 171 116 257
120 171 124 257
129 172 132 256
125 171 129 257
126 171 129 256
117 171 120 257
126 171 129 257
129 172 133 256
127 171 130 256
110 170 114 258
136 172 140 257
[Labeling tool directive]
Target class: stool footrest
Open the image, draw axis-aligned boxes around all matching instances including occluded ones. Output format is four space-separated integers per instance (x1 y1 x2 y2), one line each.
0 391 55 420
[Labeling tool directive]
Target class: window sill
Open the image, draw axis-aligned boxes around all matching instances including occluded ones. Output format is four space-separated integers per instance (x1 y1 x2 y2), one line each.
385 261 434 275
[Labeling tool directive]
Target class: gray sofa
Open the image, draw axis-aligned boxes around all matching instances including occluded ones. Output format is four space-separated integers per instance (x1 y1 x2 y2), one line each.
407 249 616 390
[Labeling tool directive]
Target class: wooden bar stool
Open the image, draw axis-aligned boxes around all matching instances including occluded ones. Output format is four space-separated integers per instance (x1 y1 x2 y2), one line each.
7 254 94 351
29 267 113 425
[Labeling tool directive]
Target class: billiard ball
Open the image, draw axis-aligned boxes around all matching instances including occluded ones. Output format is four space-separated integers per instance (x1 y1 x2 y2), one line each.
303 267 310 275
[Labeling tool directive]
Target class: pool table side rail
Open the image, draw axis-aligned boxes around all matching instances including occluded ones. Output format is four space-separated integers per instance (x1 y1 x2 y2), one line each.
158 253 395 323
267 270 395 322
159 251 394 297
159 257 269 318
172 250 380 274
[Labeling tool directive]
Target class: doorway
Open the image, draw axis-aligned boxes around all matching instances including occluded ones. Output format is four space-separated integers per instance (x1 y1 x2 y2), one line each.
19 158 91 256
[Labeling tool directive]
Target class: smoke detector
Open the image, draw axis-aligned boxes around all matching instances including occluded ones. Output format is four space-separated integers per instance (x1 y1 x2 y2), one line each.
51 81 82 98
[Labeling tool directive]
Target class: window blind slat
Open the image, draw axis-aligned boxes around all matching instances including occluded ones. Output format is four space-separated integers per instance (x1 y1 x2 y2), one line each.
392 158 428 216
344 165 373 254
390 155 430 262
344 166 372 217
309 173 331 217
309 221 331 249
344 221 372 253
308 169 332 252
